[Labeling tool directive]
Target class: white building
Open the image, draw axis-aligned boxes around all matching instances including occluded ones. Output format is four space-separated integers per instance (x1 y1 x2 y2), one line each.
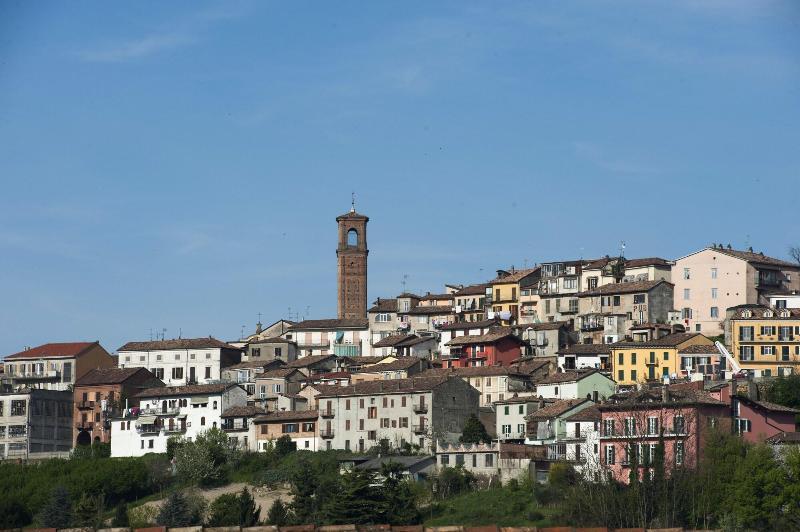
315 375 479 453
117 338 242 386
556 344 612 372
283 319 372 358
769 292 800 309
495 396 549 442
435 441 539 483
563 405 602 480
110 383 248 457
534 370 616 401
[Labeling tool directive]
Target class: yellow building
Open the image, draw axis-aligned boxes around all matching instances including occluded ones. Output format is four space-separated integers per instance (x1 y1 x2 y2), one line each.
488 268 539 324
610 333 713 385
726 305 800 377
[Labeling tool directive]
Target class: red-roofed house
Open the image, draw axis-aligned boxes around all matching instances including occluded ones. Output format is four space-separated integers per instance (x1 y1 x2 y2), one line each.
443 329 524 368
3 341 115 392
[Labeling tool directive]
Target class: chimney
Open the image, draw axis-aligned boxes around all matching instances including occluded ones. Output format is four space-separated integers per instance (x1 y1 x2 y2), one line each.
661 386 669 403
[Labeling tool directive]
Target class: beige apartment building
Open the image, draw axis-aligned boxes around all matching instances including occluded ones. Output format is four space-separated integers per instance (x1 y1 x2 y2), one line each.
3 342 115 392
673 246 800 335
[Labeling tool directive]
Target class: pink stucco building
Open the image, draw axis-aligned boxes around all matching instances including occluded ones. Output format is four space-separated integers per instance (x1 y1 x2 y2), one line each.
599 387 730 483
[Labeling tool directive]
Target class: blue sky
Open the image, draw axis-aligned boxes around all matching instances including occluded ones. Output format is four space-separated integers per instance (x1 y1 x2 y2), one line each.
1 1 799 355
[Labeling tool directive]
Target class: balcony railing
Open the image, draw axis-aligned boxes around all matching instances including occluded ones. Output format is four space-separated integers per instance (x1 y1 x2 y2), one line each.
334 344 361 357
14 370 60 381
320 409 335 418
76 422 94 430
412 424 427 434
76 401 96 410
412 403 428 414
320 429 335 439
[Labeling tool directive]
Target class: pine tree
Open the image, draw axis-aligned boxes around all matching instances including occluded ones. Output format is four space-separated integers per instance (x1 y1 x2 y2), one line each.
157 491 194 526
74 492 102 527
38 485 73 528
266 499 289 526
459 414 491 444
239 487 260 526
381 462 420 525
321 468 385 524
289 457 317 524
112 502 130 527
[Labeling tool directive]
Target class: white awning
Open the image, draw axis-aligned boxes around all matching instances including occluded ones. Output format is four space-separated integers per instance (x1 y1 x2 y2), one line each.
137 415 157 424
191 396 209 404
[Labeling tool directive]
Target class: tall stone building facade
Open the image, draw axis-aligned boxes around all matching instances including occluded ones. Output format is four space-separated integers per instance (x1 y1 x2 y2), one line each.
336 207 369 319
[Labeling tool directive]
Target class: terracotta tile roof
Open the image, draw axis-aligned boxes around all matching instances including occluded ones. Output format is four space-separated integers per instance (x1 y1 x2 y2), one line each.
713 247 799 268
630 322 675 330
5 341 100 360
75 367 158 386
578 279 672 297
221 405 266 418
368 298 398 313
740 397 800 414
420 293 455 301
678 344 722 355
343 356 387 366
454 283 491 296
612 333 707 349
359 358 428 372
309 371 351 380
729 305 800 320
536 369 601 385
438 319 499 331
256 368 304 379
373 334 419 348
583 257 671 270
289 319 368 330
556 343 612 355
421 366 529 378
766 431 800 444
136 383 240 398
248 337 297 345
491 268 539 284
255 409 320 422
407 305 454 316
528 399 591 420
315 375 455 397
118 338 239 352
566 405 601 422
494 394 542 405
512 321 570 331
287 354 338 367
225 359 287 370
512 359 553 375
600 388 727 411
446 328 523 346
396 292 422 299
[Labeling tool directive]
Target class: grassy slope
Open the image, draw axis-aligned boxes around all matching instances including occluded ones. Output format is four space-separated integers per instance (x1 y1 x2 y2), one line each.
423 486 558 527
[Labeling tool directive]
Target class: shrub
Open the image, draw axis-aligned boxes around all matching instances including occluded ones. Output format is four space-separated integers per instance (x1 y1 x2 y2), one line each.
267 499 289 526
36 485 72 528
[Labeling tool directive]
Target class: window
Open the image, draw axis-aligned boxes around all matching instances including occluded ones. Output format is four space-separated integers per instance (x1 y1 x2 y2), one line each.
613 295 621 306
485 453 494 467
564 277 577 289
631 370 637 382
212 400 218 410
440 454 450 465
10 400 26 416
683 288 691 300
675 441 684 465
711 267 717 279
782 346 790 361
519 405 524 414
502 424 511 435
762 345 775 356
367 430 377 441
710 307 719 318
618 353 624 365
618 370 624 381
274 347 282 357
367 407 377 419
735 418 751 434
282 423 298 433
761 326 776 335
711 288 718 299
631 353 637 364
201 416 206 426
683 268 691 280
605 445 615 465
739 346 754 361
624 417 636 436
152 368 164 379
779 326 794 341
673 415 685 434
603 419 616 436
504 406 509 415
171 367 184 380
633 294 645 304
682 307 693 319
647 417 659 435
739 326 754 342
205 367 211 379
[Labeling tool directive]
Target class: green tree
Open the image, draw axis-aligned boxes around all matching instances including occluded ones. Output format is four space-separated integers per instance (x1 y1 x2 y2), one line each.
459 414 491 444
0 498 31 528
381 461 420 525
765 375 800 410
157 491 199 526
289 456 319 524
207 493 240 526
275 434 297 458
728 444 786 529
267 499 289 526
74 491 104 527
239 487 261 526
321 467 385 524
175 427 238 487
112 502 130 527
37 485 73 528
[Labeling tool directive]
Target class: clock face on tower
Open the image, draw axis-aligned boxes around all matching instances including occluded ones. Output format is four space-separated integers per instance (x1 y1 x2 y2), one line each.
336 209 369 320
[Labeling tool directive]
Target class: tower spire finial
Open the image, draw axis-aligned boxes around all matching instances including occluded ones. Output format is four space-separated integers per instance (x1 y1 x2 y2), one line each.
351 192 355 213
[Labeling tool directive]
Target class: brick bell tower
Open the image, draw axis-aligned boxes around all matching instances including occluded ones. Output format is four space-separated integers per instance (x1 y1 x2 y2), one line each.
336 198 369 319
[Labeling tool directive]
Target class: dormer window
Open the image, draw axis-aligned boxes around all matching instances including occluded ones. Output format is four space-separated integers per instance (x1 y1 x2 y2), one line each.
764 310 773 318
780 310 791 318
741 310 752 318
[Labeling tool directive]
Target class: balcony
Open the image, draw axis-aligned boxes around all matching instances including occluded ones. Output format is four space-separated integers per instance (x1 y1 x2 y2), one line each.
581 322 604 332
334 344 361 357
320 429 335 439
76 421 94 431
320 408 335 418
14 370 60 382
413 424 427 434
76 401 96 410
412 403 428 414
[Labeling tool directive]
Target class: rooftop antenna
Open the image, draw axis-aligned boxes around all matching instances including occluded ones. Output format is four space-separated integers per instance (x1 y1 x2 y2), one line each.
305 306 310 320
351 192 356 213
240 325 246 340
619 240 626 258
178 327 182 339
401 274 408 293
258 312 262 323
523 258 529 268
161 328 167 341
149 328 153 341
745 234 751 249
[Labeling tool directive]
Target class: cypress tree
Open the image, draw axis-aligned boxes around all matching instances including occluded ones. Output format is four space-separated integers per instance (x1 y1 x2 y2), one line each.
267 499 289 526
239 487 261 526
38 485 73 528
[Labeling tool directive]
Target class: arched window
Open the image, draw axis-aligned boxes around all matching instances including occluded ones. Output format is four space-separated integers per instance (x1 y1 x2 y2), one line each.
201 416 206 426
126 421 131 430
347 228 358 247
213 400 218 410
212 422 217 429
